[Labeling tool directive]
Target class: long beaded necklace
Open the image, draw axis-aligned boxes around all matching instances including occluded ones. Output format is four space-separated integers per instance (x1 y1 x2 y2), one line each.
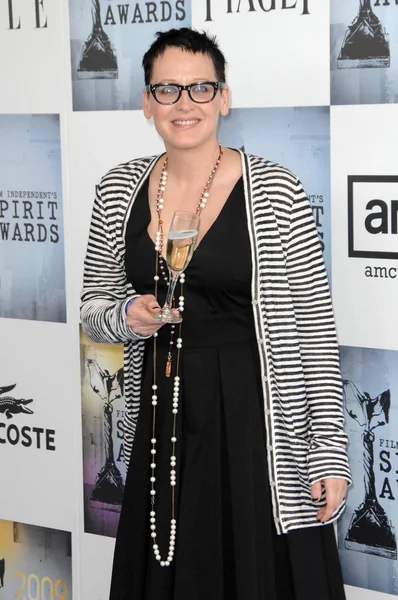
149 144 223 567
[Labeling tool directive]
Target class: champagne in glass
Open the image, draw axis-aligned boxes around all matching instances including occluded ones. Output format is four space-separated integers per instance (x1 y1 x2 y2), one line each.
167 229 198 272
155 210 199 324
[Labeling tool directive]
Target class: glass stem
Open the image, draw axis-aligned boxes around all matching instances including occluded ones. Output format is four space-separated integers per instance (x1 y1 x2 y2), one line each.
164 271 180 310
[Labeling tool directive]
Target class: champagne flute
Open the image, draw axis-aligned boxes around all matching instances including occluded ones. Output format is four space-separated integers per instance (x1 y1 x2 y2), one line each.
154 210 200 324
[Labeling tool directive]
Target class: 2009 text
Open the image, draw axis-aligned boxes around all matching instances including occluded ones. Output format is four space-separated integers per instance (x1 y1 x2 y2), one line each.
14 572 68 600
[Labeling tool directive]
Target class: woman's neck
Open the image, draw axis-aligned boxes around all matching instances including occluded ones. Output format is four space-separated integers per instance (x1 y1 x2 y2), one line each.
164 140 221 187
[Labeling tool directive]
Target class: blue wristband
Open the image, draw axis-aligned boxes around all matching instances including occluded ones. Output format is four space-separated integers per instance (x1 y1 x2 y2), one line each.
125 296 139 314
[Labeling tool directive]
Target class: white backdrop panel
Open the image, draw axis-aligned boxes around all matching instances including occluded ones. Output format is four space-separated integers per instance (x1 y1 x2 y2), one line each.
80 534 115 600
331 104 398 351
192 0 330 108
0 0 66 113
346 586 396 600
0 318 78 532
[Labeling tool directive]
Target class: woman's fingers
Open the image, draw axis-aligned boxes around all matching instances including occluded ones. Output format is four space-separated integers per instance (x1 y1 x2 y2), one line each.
141 295 161 314
314 478 348 523
126 295 163 335
311 480 322 502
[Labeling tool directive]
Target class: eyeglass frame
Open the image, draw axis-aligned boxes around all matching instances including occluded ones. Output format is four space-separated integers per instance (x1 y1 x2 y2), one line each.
144 81 227 105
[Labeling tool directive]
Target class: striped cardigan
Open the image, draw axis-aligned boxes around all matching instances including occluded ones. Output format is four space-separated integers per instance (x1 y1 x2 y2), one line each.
80 151 351 534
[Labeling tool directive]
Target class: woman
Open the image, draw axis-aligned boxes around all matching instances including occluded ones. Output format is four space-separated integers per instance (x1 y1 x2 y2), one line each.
81 27 351 600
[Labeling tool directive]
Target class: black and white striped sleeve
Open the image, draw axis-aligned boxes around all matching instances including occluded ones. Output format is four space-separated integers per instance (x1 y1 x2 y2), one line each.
286 178 351 485
80 181 143 345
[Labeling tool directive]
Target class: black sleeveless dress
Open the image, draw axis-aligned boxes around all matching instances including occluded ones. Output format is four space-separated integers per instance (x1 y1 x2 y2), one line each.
109 176 346 600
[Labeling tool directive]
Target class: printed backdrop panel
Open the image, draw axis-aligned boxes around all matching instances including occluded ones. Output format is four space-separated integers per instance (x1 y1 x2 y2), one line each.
0 114 66 323
192 0 330 108
339 346 398 596
0 0 66 113
80 328 125 538
330 104 398 351
0 519 72 600
69 0 192 111
219 106 331 278
331 0 398 105
0 319 78 531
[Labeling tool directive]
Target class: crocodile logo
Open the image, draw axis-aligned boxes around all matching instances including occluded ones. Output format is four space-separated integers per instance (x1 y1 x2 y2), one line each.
0 385 34 420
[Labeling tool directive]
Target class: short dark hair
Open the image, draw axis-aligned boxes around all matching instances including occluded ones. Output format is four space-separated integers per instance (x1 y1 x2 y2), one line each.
142 27 227 85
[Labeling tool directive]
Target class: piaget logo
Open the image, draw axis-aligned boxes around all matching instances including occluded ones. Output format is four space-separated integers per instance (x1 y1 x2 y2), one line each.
348 175 398 279
204 0 311 21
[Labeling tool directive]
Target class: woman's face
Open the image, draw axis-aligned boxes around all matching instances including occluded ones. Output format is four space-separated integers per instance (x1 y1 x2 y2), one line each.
143 47 230 152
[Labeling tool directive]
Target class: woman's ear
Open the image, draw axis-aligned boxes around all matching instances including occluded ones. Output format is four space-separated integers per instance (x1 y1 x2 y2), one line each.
220 85 230 116
142 89 152 119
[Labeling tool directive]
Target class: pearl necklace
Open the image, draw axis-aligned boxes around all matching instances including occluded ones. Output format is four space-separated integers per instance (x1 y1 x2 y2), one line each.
149 144 223 567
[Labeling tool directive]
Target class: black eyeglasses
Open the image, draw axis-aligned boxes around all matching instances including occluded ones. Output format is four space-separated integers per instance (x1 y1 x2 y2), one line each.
145 81 227 105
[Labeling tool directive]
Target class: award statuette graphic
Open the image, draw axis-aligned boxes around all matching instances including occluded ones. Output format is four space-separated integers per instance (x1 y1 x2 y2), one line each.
338 0 390 69
343 380 397 559
87 359 124 509
77 0 118 79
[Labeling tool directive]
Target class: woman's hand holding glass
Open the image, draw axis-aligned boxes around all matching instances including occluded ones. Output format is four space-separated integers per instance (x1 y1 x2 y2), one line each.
126 295 164 337
126 295 183 336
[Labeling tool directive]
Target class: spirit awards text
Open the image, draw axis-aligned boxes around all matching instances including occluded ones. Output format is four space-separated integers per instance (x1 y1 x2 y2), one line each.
379 439 398 500
104 1 186 25
205 0 311 21
0 196 60 243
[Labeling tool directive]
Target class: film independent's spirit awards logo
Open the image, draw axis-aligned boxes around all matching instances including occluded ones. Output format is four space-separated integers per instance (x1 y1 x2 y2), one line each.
77 0 188 80
0 384 56 451
87 359 125 508
343 380 396 559
348 175 398 280
0 192 60 244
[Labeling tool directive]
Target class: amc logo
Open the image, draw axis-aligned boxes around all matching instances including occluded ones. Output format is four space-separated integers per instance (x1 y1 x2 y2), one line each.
348 176 398 260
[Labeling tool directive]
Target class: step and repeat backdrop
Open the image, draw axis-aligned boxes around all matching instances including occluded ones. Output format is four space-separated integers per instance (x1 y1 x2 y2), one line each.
1 0 397 598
